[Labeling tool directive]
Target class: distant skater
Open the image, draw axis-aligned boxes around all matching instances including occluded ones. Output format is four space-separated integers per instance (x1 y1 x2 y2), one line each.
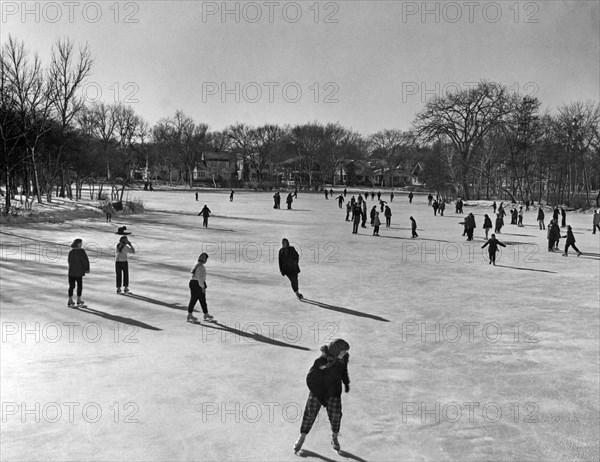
481 234 506 265
294 188 298 199
337 195 344 209
492 201 497 214
432 200 439 216
370 205 377 225
439 201 445 216
345 202 352 221
410 216 418 238
279 238 303 300
361 202 367 228
384 205 392 227
198 204 211 228
372 212 381 236
116 226 131 235
408 191 413 203
103 202 115 222
483 214 492 239
195 190 199 201
325 190 329 200
390 191 394 202
537 207 545 230
560 207 567 228
287 193 294 209
230 190 234 202
495 213 504 233
352 204 361 234
593 210 600 234
67 239 90 307
562 225 582 257
293 338 350 454
187 253 215 323
517 207 524 227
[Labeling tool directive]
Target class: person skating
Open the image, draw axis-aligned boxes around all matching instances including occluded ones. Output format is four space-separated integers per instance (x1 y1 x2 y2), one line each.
547 219 560 251
324 189 329 200
361 202 367 228
560 207 567 228
294 188 298 199
372 212 381 236
537 207 545 230
198 204 211 228
352 204 361 234
377 191 381 201
279 238 303 300
370 205 377 225
593 210 600 234
379 199 387 213
432 200 439 216
517 207 524 227
286 193 294 210
439 200 445 216
350 196 356 207
329 188 333 197
492 201 497 214
67 239 90 307
195 189 199 201
343 188 347 197
410 216 418 238
408 191 413 203
337 194 344 209
384 205 392 227
370 191 375 200
481 234 506 266
115 236 135 294
230 190 234 202
553 206 559 222
483 214 493 239
427 194 433 206
293 339 350 454
390 191 394 202
187 253 215 322
345 202 352 221
273 191 281 209
103 201 115 222
562 225 582 257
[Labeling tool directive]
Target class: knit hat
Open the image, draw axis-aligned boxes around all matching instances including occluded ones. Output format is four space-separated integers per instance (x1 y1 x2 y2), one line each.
326 338 350 357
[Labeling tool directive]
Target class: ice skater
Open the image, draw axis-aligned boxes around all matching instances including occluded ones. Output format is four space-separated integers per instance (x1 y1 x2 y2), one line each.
103 202 115 222
439 200 445 216
537 207 545 230
198 204 211 228
517 206 524 227
372 211 381 236
483 214 492 239
408 191 413 203
593 210 600 234
481 234 506 265
384 205 392 227
195 190 199 201
410 216 418 238
67 238 90 307
286 192 294 209
337 194 344 209
293 338 350 454
370 205 377 225
230 190 234 202
116 226 131 235
115 236 135 294
560 207 567 228
279 238 303 300
562 225 582 257
187 253 215 322
352 204 361 234
432 199 439 216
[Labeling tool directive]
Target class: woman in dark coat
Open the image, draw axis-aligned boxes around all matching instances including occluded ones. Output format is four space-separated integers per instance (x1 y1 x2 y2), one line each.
279 238 303 299
483 214 493 239
294 339 350 453
548 220 561 251
482 234 506 266
495 213 504 234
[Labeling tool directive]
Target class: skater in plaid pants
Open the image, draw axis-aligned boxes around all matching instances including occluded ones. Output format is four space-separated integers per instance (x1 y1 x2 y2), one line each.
293 339 350 454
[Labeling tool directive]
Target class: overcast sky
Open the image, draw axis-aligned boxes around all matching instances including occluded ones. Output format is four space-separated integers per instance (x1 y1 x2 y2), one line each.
2 0 598 134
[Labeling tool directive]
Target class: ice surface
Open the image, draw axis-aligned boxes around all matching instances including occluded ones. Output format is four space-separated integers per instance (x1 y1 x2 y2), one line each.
1 190 599 461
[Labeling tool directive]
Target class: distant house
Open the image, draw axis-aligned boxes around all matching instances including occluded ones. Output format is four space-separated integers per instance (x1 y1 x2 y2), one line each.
372 161 424 187
193 151 237 181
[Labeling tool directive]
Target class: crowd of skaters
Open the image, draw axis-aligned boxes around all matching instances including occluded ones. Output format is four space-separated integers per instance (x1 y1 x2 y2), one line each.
65 186 599 454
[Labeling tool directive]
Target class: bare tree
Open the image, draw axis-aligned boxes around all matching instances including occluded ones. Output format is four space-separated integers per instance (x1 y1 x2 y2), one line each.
414 81 511 199
369 129 414 188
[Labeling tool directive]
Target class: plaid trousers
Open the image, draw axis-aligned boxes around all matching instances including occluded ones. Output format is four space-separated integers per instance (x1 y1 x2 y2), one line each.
300 393 342 434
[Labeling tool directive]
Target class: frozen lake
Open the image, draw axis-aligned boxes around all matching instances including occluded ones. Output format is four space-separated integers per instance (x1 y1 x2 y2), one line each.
1 189 599 461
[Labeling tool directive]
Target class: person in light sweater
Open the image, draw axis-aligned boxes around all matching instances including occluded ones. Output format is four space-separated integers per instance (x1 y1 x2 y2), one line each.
187 253 215 322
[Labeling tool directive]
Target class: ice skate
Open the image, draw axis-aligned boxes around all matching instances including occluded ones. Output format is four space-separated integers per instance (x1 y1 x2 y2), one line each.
67 299 75 307
186 313 198 323
577 252 582 257
117 287 122 293
203 313 217 323
293 433 306 453
295 291 304 300
76 299 87 308
124 287 130 294
331 433 340 452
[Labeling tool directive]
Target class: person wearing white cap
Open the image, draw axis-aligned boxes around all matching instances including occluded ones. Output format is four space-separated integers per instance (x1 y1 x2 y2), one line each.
187 253 215 322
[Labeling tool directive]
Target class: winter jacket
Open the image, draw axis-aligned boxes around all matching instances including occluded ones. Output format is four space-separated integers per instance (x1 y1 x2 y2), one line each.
306 353 350 406
68 248 90 277
279 246 300 276
564 229 576 245
482 238 506 253
537 209 545 221
483 217 492 229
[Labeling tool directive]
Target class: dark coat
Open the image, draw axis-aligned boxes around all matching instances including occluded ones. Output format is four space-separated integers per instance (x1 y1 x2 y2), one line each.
68 248 90 277
483 216 493 229
537 209 545 221
482 238 506 253
306 354 350 406
564 229 576 245
549 223 561 241
279 246 300 276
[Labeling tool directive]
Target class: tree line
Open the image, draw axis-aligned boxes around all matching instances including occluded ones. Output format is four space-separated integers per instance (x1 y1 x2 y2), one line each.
1 36 599 216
